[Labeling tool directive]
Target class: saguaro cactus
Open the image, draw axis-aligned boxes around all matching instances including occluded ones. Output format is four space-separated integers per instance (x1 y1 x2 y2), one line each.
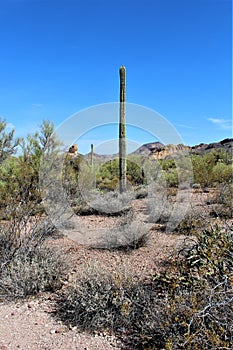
90 143 94 169
119 65 127 193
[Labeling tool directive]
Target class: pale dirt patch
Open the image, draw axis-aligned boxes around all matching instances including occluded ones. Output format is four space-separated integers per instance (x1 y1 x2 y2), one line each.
0 296 121 350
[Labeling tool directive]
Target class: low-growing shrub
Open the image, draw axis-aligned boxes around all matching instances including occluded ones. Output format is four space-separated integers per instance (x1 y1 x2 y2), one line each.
0 244 67 300
174 210 206 236
135 185 148 199
91 215 150 251
147 197 173 226
55 264 134 332
87 190 133 216
0 203 67 301
55 224 233 349
210 180 233 219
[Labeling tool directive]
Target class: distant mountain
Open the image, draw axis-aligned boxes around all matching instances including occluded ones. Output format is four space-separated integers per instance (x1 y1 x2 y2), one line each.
132 142 164 155
85 152 117 163
191 138 233 155
132 142 190 160
83 138 232 162
132 138 232 160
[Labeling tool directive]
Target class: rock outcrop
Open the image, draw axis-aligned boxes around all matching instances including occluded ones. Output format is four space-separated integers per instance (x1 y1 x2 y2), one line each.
191 138 232 155
83 138 232 162
133 142 190 160
68 144 78 154
132 138 232 160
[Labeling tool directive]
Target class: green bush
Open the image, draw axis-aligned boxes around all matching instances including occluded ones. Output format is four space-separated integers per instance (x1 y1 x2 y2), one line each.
96 158 144 191
164 169 178 187
0 120 62 214
211 162 232 184
191 149 232 188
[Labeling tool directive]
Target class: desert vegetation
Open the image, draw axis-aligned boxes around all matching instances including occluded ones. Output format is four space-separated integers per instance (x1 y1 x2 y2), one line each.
0 116 232 349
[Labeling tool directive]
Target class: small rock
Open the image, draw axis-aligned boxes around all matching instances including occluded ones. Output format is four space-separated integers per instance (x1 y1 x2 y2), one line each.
50 329 56 334
0 345 7 350
55 326 68 333
28 302 35 309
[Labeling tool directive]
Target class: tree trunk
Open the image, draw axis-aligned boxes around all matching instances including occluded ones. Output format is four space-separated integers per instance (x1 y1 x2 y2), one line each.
119 65 127 193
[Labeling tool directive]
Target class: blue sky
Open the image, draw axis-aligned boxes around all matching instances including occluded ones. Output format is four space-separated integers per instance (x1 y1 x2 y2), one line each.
0 0 232 154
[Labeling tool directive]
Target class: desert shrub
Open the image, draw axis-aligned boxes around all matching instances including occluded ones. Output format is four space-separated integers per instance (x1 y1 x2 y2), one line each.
55 264 135 332
96 158 144 191
192 154 215 188
0 197 67 301
191 149 232 188
164 168 178 187
147 196 173 225
55 224 233 349
135 185 148 199
160 158 176 171
159 155 193 188
209 180 233 219
87 190 133 215
151 225 233 349
62 153 86 198
92 220 150 251
56 264 164 348
174 210 206 236
72 190 133 217
0 245 67 300
211 162 232 184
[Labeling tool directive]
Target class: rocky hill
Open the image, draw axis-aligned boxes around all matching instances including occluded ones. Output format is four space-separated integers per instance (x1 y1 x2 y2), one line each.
191 138 232 155
132 138 232 160
132 142 190 160
84 138 232 162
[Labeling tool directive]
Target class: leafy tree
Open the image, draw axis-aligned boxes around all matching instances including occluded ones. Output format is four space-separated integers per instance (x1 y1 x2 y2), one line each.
0 118 18 163
0 120 62 215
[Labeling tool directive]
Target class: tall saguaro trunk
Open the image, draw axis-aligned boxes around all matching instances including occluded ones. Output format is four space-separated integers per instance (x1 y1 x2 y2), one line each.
119 65 127 193
90 143 96 188
90 143 94 169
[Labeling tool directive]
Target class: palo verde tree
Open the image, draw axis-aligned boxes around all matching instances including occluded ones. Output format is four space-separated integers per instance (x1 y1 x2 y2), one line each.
0 118 19 163
119 65 127 193
0 120 62 214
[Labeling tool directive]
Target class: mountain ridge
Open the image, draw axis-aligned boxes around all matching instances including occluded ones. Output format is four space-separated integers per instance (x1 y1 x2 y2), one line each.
84 138 232 162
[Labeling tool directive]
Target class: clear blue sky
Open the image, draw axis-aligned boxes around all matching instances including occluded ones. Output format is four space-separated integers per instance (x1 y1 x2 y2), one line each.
0 0 232 154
